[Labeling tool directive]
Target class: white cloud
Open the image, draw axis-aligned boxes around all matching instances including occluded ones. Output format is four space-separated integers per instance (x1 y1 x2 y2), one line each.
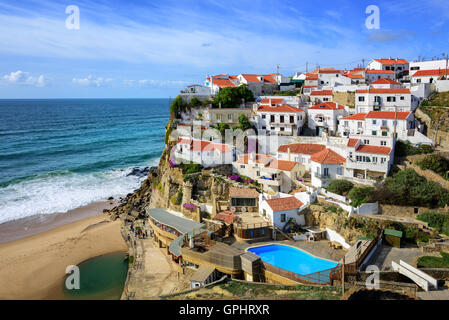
3 70 46 87
72 75 113 87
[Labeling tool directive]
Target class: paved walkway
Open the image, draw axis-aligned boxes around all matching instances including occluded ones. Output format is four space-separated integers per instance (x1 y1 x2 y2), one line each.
363 244 422 271
121 222 190 299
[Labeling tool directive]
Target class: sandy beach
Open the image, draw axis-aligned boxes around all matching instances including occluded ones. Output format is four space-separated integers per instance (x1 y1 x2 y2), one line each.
0 206 128 300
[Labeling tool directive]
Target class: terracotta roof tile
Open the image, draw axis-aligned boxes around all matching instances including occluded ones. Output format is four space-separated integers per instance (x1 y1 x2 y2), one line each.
310 90 333 96
370 78 401 85
365 70 395 74
229 187 259 198
309 102 345 110
347 139 360 147
365 111 411 120
375 58 408 65
214 211 237 224
356 88 410 94
266 196 303 211
341 113 367 120
356 145 391 155
278 143 325 155
412 69 449 77
236 154 273 164
265 159 298 171
258 104 304 113
310 148 346 164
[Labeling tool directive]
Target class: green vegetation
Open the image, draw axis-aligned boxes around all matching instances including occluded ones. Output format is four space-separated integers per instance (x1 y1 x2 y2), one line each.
388 222 431 244
394 141 433 158
348 186 374 207
156 183 163 193
417 212 449 236
372 169 449 208
176 189 183 205
181 163 202 175
417 154 449 179
165 280 340 300
169 96 186 116
237 114 253 131
164 120 173 144
417 252 449 268
326 179 354 196
212 84 255 108
128 255 134 265
215 123 231 137
271 89 301 96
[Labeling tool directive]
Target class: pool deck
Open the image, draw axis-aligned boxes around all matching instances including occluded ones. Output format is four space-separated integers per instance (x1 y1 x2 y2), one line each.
231 239 346 264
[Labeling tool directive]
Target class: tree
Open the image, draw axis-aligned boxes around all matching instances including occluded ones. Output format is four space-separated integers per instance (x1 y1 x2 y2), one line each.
213 84 255 108
326 179 354 196
348 187 374 207
238 114 252 131
170 96 185 117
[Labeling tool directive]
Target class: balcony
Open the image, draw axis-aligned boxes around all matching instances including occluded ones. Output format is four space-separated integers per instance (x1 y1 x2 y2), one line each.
314 172 331 180
257 175 281 186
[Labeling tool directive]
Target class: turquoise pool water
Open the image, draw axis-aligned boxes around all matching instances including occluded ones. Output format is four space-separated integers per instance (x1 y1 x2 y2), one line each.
248 244 337 275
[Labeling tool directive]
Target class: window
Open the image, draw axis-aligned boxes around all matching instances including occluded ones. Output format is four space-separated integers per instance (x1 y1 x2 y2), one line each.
290 116 294 123
358 122 363 128
323 97 329 101
381 158 386 163
280 214 286 223
323 167 329 177
364 139 370 144
400 96 405 100
270 115 275 122
381 140 387 146
387 96 396 102
262 114 266 119
373 157 378 163
358 96 365 102
280 115 284 123
337 167 342 175
271 126 275 130
344 121 349 127
417 79 421 83
382 120 387 126
240 165 245 168
374 96 381 102
228 114 232 121
262 126 266 130
231 198 257 207
382 131 388 137
372 130 377 136
256 171 260 176
280 127 285 131
372 120 377 125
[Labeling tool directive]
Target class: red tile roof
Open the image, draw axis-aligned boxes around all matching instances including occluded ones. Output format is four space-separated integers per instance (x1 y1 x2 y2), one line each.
341 113 367 120
412 69 449 77
305 73 319 80
262 74 277 83
365 111 411 120
347 139 360 147
260 98 285 105
348 74 365 79
356 145 392 155
375 59 409 65
310 148 346 164
310 90 333 96
177 138 232 152
240 74 261 83
370 78 401 85
214 211 237 224
236 154 272 164
309 102 345 110
265 159 298 171
278 143 325 155
310 67 342 74
356 88 410 94
266 196 303 211
365 70 395 74
258 104 304 113
229 187 259 198
212 78 237 88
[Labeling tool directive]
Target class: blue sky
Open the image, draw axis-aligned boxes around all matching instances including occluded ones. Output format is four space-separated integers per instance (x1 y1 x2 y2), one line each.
0 0 448 98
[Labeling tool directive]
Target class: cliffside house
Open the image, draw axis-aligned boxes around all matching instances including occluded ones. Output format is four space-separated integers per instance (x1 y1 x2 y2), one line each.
229 187 260 213
259 195 306 229
355 88 413 113
307 102 347 136
255 104 305 136
277 143 326 171
366 58 409 79
175 138 234 167
310 148 346 188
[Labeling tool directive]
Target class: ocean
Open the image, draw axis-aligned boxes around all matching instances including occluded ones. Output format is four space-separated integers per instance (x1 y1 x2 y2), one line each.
0 99 169 224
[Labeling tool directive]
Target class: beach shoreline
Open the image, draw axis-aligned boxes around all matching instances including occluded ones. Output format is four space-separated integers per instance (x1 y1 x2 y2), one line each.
0 202 128 300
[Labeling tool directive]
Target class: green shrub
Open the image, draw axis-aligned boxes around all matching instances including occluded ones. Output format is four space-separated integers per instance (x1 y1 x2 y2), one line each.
417 154 449 179
326 179 354 196
348 187 374 207
212 84 255 108
326 206 338 213
176 189 183 205
417 212 449 236
182 163 202 175
170 96 185 116
394 141 433 157
417 252 449 268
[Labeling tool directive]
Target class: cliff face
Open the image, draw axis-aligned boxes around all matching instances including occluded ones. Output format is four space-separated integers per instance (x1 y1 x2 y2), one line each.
107 136 235 222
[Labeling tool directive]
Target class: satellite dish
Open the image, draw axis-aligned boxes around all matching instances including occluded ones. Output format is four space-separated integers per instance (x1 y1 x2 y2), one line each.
241 207 247 212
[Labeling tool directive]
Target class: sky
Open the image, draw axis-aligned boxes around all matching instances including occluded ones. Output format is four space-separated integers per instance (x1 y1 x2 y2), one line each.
0 0 448 98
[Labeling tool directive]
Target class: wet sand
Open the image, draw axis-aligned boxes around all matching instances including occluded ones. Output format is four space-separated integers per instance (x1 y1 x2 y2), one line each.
0 202 128 300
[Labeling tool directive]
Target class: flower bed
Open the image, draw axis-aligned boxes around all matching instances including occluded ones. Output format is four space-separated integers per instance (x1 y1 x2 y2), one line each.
183 203 197 212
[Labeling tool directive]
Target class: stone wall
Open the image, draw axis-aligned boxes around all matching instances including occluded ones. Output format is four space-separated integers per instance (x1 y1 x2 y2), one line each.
333 91 355 108
379 204 448 218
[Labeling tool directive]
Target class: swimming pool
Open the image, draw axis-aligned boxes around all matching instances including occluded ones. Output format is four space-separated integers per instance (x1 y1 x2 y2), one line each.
248 244 337 275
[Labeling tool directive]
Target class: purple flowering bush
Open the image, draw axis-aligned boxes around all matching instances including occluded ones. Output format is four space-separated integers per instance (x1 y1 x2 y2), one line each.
229 174 241 182
183 203 197 211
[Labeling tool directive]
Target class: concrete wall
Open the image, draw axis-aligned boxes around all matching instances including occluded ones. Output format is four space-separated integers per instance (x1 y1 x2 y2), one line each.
325 228 351 249
435 80 449 92
357 202 379 215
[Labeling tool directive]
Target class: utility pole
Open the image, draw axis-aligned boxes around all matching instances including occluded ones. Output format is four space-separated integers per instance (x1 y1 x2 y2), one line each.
306 62 308 73
362 58 365 68
276 64 280 74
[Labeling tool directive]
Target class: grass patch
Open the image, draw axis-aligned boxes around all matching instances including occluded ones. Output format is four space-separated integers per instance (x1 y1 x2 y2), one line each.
417 252 449 268
417 212 449 236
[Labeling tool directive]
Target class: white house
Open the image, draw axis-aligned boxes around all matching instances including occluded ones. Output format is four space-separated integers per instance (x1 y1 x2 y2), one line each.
303 73 319 94
232 154 302 194
180 84 213 101
277 143 326 171
365 69 395 83
369 78 403 89
338 113 368 137
409 59 448 77
366 58 409 78
259 196 306 229
175 138 234 167
310 148 346 188
307 102 347 136
205 74 239 94
237 74 278 96
255 104 305 136
343 137 394 184
355 88 412 113
310 90 333 105
411 68 449 84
